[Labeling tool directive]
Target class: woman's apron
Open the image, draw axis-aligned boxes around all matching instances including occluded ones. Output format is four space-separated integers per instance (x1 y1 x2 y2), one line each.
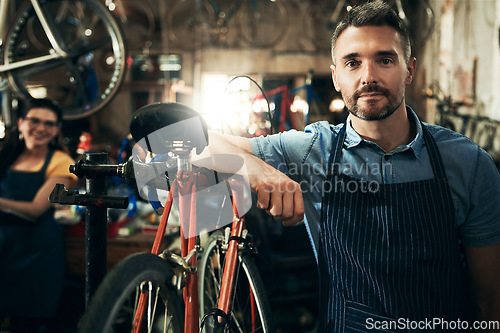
319 123 469 332
0 150 65 318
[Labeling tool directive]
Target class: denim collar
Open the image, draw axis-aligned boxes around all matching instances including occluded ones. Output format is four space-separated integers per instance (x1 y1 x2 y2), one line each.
344 106 424 158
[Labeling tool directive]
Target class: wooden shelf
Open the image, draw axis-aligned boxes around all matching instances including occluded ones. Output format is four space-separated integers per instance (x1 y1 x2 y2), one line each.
64 232 177 278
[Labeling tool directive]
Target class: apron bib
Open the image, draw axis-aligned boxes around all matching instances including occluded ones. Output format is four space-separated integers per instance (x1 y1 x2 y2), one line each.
319 123 469 332
0 150 65 318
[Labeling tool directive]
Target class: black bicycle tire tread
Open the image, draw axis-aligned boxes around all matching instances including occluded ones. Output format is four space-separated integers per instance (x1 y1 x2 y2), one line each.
78 252 184 333
199 231 274 333
239 252 275 332
198 231 224 313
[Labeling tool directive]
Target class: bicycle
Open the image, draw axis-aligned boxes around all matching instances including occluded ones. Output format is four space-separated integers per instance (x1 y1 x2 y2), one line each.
425 83 500 168
167 0 288 50
0 0 127 119
76 102 274 332
105 0 156 52
303 0 435 52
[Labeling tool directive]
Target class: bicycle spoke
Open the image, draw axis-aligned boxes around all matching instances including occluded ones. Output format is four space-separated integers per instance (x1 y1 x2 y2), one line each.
214 251 223 294
69 36 112 58
109 0 156 51
147 282 153 332
5 0 126 119
229 262 250 333
231 311 245 333
204 281 218 308
167 0 215 50
78 253 184 332
36 0 70 53
64 59 93 105
199 232 273 333
14 58 65 78
238 0 287 47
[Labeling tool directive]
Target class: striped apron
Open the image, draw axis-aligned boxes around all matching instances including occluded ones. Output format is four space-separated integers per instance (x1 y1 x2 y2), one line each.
318 123 470 332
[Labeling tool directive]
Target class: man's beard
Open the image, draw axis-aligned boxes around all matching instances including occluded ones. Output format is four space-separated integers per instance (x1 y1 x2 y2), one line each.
344 85 404 121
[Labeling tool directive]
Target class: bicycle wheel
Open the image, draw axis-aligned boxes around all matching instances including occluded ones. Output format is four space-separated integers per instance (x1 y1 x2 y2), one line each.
167 0 216 50
108 0 156 51
303 0 344 52
237 0 288 48
4 0 126 119
78 253 184 333
198 231 274 333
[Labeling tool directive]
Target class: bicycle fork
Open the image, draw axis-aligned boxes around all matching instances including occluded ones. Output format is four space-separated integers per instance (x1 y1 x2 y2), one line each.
214 179 258 332
132 180 178 333
133 170 202 333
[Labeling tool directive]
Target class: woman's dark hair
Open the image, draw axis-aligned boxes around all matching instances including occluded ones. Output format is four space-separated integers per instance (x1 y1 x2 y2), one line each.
19 98 64 123
331 1 412 64
0 98 68 177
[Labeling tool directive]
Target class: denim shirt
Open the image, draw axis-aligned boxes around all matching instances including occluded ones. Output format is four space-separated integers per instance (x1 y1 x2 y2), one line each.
250 107 500 259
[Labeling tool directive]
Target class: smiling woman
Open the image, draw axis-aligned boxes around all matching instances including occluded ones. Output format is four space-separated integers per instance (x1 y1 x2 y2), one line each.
0 98 77 332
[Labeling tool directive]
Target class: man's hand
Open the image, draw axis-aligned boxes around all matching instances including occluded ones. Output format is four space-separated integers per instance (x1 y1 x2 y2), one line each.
251 166 305 226
199 131 305 226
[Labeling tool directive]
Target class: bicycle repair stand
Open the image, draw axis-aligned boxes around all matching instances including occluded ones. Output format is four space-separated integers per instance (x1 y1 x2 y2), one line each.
49 152 129 307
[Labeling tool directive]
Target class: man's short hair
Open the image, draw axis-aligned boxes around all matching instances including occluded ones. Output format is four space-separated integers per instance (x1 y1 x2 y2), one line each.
331 1 412 64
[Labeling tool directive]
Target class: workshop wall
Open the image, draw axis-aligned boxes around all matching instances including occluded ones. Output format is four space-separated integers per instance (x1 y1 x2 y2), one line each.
2 0 499 164
422 0 500 165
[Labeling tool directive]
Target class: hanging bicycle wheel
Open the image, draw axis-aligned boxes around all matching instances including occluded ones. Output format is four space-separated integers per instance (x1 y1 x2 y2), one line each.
167 0 215 50
237 0 288 48
4 0 126 119
198 231 274 333
107 0 156 52
303 0 345 52
78 253 184 333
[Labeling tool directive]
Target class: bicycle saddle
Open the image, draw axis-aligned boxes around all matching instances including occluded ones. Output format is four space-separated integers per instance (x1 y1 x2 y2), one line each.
130 102 208 155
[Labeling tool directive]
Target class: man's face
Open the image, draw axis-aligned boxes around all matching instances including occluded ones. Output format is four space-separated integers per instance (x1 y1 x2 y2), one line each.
331 25 415 121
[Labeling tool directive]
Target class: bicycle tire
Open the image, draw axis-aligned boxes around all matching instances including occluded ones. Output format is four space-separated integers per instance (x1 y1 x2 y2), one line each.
4 0 126 120
198 231 274 333
78 252 184 333
167 0 216 50
237 0 288 48
303 0 343 52
108 0 156 51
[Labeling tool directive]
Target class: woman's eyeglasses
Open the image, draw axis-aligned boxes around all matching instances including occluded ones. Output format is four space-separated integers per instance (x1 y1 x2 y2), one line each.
24 117 59 129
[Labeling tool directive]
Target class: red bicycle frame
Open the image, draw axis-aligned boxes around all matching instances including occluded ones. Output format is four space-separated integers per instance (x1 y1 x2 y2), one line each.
132 171 256 333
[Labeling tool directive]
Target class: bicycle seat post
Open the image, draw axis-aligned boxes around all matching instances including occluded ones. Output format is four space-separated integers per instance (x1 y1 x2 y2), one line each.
166 140 193 172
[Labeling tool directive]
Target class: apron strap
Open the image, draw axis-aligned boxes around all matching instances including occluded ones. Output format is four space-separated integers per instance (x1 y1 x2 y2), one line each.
421 124 448 180
327 122 347 175
328 121 448 181
40 150 55 175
